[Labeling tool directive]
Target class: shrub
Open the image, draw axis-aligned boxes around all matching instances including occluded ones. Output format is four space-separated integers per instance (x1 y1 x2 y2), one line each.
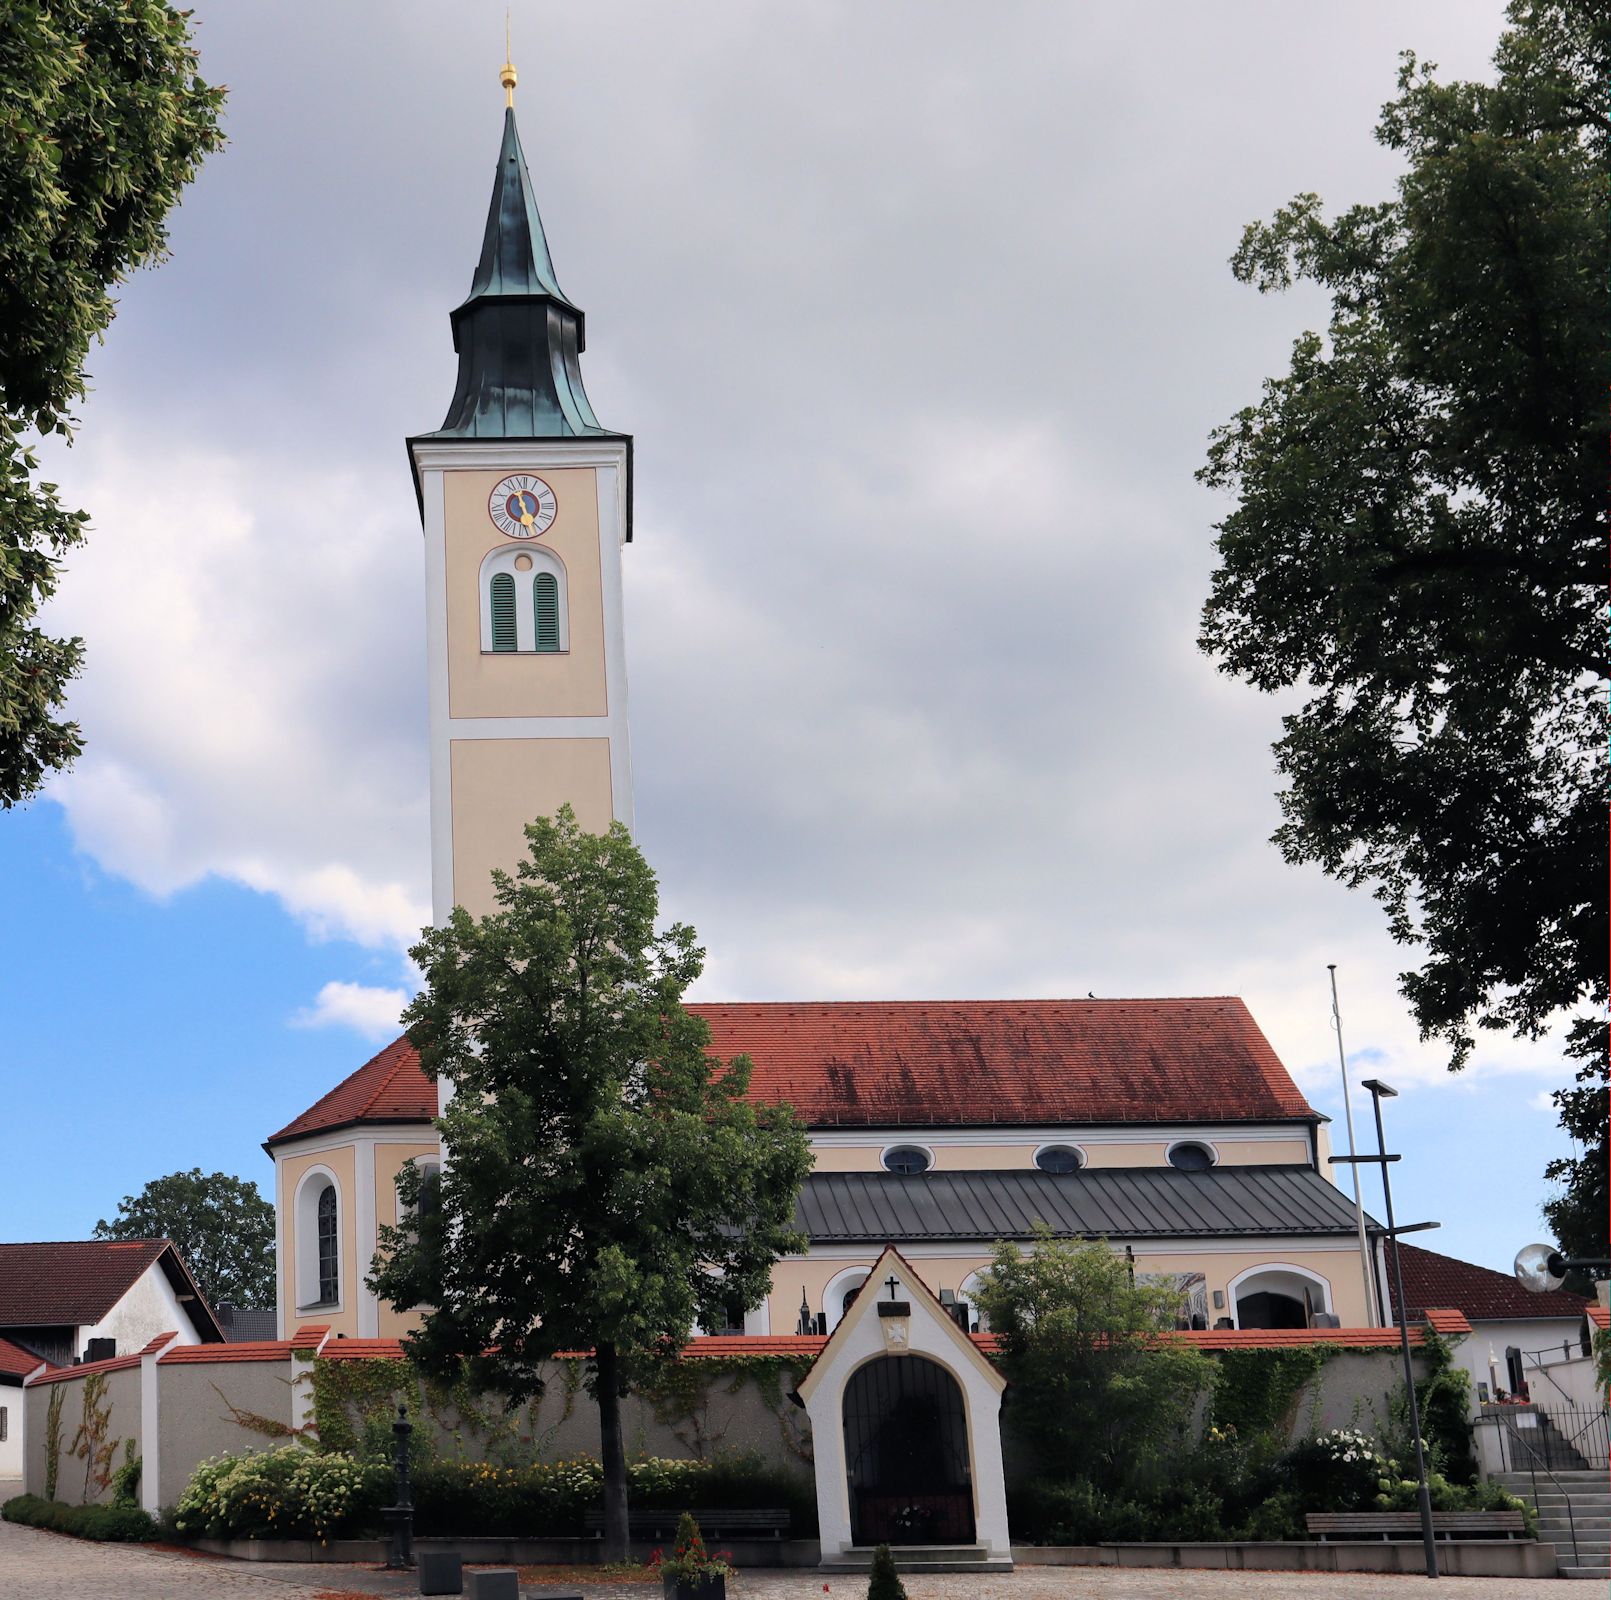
1 1494 155 1541
410 1451 814 1538
867 1541 907 1599
173 1446 388 1542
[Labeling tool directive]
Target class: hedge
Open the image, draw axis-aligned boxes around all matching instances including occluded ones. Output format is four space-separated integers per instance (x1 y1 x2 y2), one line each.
2 1494 155 1542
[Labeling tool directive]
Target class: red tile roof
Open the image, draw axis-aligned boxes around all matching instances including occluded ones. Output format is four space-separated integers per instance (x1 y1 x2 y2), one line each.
266 1035 439 1146
162 1340 294 1364
1588 1303 1609 1331
0 1334 48 1381
1388 1243 1593 1323
268 998 1315 1145
0 1240 172 1327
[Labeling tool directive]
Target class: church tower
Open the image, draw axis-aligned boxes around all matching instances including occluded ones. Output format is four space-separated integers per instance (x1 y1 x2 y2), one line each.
408 59 632 926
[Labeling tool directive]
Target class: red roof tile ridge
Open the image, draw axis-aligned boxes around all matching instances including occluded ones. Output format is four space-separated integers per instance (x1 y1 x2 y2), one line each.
30 1351 148 1385
688 995 1251 1010
161 1340 298 1363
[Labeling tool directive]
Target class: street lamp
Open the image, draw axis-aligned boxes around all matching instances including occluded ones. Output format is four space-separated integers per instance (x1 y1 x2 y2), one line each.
1514 1243 1611 1292
1331 1078 1439 1580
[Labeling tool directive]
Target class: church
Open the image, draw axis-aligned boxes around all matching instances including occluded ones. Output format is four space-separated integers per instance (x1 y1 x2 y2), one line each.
267 69 1388 1372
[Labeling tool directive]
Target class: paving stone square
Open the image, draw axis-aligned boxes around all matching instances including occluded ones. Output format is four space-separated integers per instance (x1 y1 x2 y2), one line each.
0 1518 1567 1600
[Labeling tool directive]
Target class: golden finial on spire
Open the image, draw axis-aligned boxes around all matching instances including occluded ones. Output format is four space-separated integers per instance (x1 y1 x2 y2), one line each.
500 11 517 107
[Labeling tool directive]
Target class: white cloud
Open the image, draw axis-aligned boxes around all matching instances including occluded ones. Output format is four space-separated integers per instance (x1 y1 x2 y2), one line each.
43 434 430 952
27 0 1555 1139
293 980 409 1040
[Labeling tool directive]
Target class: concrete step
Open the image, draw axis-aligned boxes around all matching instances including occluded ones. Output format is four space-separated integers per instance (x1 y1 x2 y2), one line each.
821 1544 1011 1575
1493 1471 1609 1487
1561 1566 1611 1579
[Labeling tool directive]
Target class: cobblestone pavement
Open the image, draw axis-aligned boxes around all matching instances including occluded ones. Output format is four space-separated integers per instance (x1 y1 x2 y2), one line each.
0 1520 1565 1600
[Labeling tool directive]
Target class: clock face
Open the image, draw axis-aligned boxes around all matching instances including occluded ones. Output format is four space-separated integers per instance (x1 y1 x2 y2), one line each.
488 474 557 539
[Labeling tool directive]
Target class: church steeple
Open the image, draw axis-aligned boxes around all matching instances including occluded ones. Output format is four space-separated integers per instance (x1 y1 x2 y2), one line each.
433 99 606 439
408 63 634 935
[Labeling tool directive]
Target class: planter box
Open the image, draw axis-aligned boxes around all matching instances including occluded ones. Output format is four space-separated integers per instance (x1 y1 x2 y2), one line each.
663 1577 726 1600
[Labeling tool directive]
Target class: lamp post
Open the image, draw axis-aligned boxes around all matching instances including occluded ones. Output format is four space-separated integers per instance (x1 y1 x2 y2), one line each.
1360 1079 1438 1580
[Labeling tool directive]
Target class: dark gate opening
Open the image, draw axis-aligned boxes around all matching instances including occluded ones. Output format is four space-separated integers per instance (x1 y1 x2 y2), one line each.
843 1354 975 1546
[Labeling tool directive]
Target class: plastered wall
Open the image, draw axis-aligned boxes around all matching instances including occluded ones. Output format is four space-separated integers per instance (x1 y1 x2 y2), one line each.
25 1365 141 1506
443 467 607 720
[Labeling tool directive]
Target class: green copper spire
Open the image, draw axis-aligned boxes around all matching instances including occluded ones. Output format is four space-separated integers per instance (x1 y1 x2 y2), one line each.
463 106 571 308
431 104 606 439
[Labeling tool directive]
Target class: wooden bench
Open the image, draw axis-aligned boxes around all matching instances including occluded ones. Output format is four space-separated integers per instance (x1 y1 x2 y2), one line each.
1306 1511 1527 1542
580 1507 791 1540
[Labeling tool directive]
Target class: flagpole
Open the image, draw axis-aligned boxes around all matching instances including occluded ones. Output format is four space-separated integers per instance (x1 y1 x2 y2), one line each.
1328 964 1381 1326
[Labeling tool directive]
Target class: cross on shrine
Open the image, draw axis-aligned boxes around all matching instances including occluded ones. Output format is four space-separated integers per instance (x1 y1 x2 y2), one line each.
884 1274 901 1301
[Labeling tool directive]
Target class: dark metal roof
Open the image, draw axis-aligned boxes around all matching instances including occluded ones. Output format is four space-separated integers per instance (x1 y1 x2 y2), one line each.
795 1166 1380 1243
425 107 609 441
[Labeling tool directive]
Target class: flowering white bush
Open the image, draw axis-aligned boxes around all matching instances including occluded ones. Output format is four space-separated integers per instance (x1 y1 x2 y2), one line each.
1314 1427 1384 1468
174 1446 383 1543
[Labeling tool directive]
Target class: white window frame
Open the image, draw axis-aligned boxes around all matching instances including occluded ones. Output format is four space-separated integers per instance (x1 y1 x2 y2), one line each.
1164 1138 1219 1170
479 544 570 654
879 1142 936 1176
1031 1141 1088 1173
293 1166 345 1313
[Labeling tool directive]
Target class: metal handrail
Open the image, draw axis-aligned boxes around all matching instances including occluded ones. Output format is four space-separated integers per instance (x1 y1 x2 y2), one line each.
1499 1418 1582 1569
1519 1349 1579 1405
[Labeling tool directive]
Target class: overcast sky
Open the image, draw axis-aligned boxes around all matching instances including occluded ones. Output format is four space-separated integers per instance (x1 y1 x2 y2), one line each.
3 1 1570 1276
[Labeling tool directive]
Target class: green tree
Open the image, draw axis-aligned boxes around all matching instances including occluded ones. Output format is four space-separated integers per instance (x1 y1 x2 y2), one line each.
0 2 224 806
1198 0 1607 1251
974 1229 1216 1490
369 808 812 1561
94 1168 275 1308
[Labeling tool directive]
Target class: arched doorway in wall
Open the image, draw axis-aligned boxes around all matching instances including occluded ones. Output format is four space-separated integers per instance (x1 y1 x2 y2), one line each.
842 1354 975 1546
1230 1265 1331 1330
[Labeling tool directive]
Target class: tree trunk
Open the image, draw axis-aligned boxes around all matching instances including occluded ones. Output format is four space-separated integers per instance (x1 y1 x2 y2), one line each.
595 1339 630 1562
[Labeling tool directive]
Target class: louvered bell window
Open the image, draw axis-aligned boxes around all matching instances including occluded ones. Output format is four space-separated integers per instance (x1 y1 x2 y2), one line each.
534 572 560 652
316 1185 339 1305
489 572 517 652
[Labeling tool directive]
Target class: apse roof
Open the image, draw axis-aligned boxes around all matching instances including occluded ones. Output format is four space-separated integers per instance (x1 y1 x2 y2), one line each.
265 1034 437 1147
793 1165 1374 1243
267 998 1318 1147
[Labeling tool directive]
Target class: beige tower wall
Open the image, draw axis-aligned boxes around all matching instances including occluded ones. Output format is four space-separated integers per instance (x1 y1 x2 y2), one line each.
278 1144 359 1340
443 467 608 720
450 737 614 917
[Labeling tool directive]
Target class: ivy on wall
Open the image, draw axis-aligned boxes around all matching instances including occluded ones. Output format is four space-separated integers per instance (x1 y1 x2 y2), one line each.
69 1374 120 1504
308 1352 816 1470
43 1386 65 1500
1208 1347 1331 1439
635 1353 815 1464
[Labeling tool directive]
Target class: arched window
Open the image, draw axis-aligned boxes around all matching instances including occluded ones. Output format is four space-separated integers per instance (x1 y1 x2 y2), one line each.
489 573 517 652
480 546 569 653
316 1185 339 1305
1034 1144 1085 1174
881 1144 933 1176
1166 1140 1216 1171
533 572 560 652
